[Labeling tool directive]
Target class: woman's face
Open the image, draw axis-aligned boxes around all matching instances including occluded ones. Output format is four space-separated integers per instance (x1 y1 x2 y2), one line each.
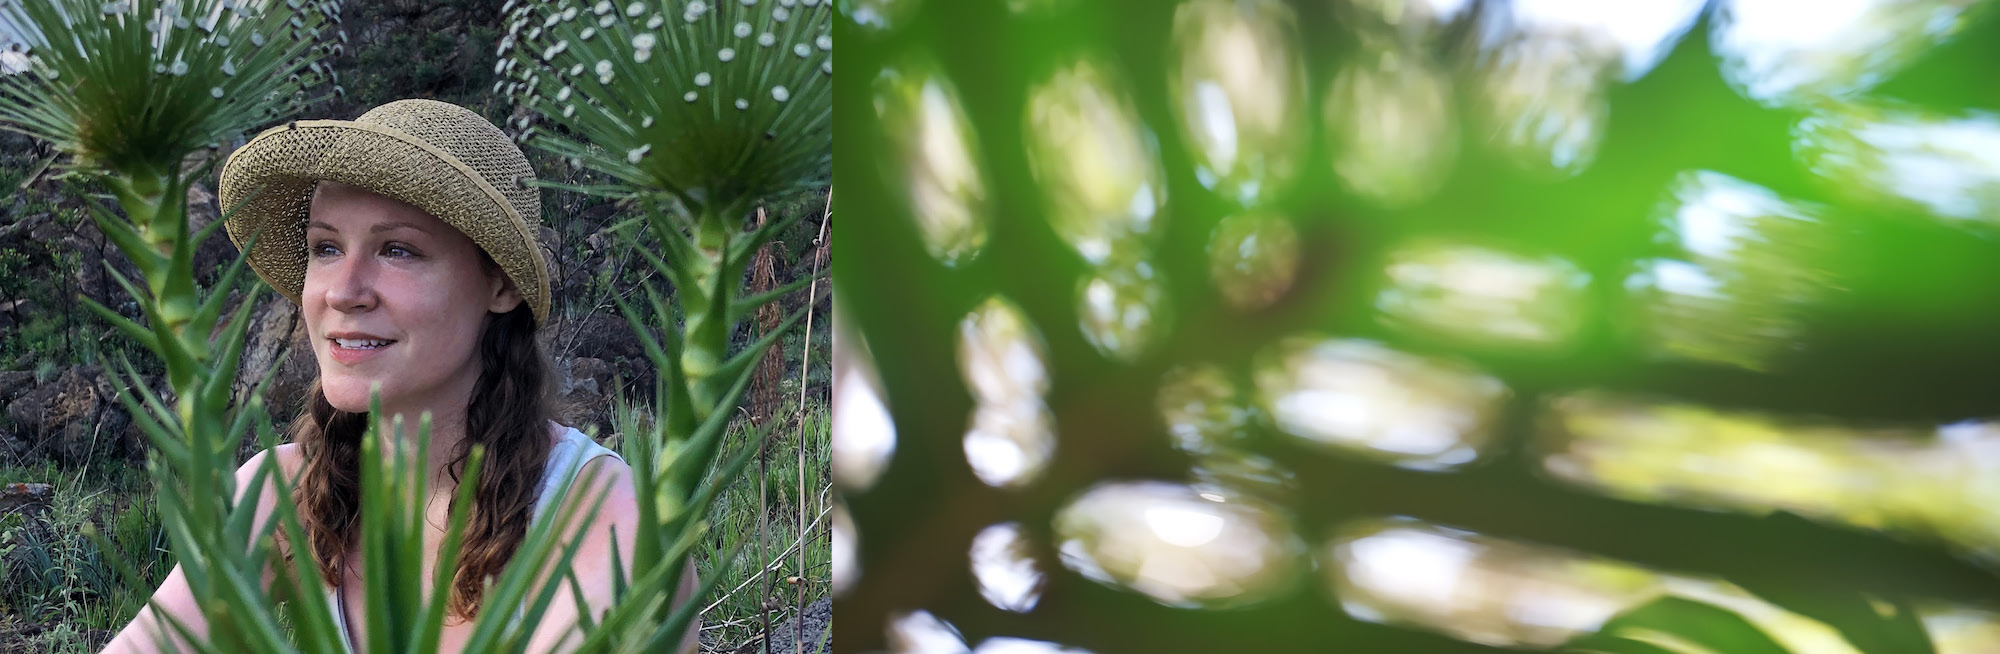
302 180 523 417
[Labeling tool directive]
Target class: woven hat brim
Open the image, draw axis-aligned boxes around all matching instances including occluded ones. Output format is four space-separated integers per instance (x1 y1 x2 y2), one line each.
218 120 551 325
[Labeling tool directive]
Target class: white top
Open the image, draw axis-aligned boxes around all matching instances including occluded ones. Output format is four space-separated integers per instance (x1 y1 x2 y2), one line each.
328 422 624 652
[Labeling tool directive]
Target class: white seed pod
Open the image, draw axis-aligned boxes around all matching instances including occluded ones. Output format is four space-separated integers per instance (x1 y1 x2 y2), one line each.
735 98 749 110
594 0 612 15
211 86 224 98
527 26 541 40
718 47 734 62
646 14 663 28
627 1 645 16
635 48 652 63
633 33 656 49
773 6 788 21
599 14 615 27
626 144 650 163
695 71 711 86
570 63 585 75
251 32 266 46
821 59 830 75
222 59 237 75
596 60 613 76
564 104 576 117
544 13 560 27
175 16 190 28
215 34 230 46
772 85 788 102
580 27 595 40
734 21 751 37
758 32 775 46
557 85 573 101
169 60 189 76
642 115 655 128
793 43 809 58
684 91 698 102
817 34 830 51
561 7 578 21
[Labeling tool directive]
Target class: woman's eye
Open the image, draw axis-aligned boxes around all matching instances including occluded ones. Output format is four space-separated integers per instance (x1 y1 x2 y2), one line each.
311 242 338 258
383 244 414 258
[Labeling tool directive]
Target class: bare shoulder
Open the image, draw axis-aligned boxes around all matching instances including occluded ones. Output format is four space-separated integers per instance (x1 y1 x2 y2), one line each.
237 442 307 486
576 455 637 499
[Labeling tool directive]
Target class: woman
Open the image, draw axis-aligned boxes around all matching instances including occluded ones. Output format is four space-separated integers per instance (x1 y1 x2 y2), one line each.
103 99 699 653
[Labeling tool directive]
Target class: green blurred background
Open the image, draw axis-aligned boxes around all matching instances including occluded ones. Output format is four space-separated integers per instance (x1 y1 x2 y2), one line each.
834 0 2000 651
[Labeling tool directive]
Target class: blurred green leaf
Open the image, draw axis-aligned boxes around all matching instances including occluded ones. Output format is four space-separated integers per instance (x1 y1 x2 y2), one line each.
1569 596 1791 654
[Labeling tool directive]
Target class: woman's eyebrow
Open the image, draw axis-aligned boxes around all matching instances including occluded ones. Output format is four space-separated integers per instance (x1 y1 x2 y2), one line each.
307 220 434 235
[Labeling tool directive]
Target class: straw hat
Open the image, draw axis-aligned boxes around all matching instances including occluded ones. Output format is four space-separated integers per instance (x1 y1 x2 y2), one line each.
218 98 551 326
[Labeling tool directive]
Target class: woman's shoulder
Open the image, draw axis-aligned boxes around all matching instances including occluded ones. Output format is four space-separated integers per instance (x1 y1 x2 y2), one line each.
238 442 307 483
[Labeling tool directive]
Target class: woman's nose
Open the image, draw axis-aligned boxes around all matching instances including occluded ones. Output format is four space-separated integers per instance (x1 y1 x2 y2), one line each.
320 255 378 313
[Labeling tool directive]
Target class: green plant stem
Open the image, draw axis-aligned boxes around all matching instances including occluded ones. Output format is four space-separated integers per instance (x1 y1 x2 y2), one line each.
683 205 735 415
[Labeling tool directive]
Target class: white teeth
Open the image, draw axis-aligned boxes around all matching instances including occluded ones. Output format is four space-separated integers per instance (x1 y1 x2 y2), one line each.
334 338 392 349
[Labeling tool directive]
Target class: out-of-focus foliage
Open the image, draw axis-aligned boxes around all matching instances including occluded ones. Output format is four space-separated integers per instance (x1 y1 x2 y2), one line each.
836 0 2000 652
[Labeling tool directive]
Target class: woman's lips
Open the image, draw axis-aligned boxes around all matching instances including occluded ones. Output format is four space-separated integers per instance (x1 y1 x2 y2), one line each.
328 339 396 365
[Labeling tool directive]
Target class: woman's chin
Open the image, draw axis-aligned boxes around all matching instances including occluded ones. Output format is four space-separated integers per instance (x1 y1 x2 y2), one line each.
322 377 386 413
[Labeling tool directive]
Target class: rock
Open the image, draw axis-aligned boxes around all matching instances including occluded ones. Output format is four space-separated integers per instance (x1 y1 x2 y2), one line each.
0 482 52 516
232 293 315 422
538 224 564 254
0 298 32 329
554 356 615 432
540 316 648 412
540 314 647 381
185 182 239 278
0 211 49 245
3 365 129 465
0 370 32 404
563 356 610 398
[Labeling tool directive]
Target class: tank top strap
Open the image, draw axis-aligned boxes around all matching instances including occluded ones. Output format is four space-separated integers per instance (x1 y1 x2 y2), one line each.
531 422 626 524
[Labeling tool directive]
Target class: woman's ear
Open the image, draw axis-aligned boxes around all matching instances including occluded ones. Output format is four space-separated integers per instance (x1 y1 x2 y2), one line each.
487 272 525 314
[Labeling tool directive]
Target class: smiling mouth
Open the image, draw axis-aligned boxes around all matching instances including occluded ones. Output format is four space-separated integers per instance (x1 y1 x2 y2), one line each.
330 338 397 350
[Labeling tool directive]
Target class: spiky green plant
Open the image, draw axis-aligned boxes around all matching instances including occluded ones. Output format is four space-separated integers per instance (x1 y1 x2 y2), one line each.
494 0 833 649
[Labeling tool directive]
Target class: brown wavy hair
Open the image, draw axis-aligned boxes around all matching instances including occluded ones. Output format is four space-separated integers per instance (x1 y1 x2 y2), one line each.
286 252 557 621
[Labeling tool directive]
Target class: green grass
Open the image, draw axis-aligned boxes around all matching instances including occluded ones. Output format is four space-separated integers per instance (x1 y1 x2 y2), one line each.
0 466 170 653
694 401 833 652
